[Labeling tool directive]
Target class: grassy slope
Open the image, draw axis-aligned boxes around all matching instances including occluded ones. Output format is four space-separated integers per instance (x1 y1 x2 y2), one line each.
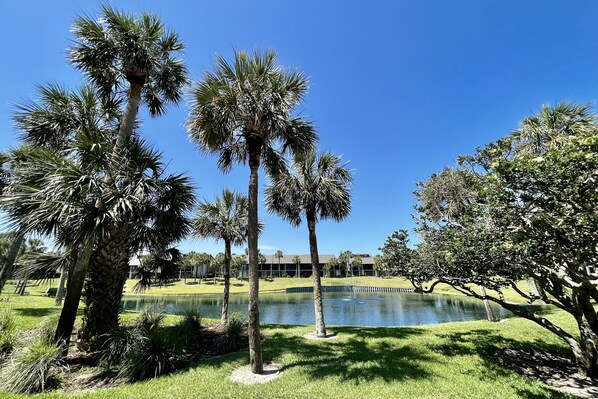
4 277 533 304
0 295 574 399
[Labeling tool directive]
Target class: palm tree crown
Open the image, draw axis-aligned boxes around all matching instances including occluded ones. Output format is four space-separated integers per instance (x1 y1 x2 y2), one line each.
69 4 188 117
265 150 353 226
513 102 598 155
193 189 248 246
187 49 317 173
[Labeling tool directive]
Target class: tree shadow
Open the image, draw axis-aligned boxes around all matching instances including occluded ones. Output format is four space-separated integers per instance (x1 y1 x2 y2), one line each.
429 328 575 397
262 326 431 384
429 328 570 359
13 307 56 317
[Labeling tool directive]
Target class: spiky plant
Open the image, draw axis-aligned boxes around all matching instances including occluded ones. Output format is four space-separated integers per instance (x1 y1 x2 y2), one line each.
0 337 65 394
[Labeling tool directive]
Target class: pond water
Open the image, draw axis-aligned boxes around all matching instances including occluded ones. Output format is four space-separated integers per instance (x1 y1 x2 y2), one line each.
121 291 512 327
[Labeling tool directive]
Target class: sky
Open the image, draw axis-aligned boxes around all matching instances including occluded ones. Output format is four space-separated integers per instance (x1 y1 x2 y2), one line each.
1 1 597 257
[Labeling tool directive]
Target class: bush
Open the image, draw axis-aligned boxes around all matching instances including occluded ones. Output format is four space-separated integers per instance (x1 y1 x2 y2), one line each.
219 312 246 352
135 309 165 333
95 311 182 382
174 309 201 347
0 310 17 354
36 315 59 343
94 327 144 367
117 331 176 382
0 338 65 394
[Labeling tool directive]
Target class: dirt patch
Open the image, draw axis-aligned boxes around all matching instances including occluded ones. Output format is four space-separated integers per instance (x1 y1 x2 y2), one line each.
303 331 339 340
491 348 598 398
230 362 282 384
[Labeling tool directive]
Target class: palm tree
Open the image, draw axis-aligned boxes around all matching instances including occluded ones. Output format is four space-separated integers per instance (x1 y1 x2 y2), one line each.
6 84 194 351
266 151 353 337
513 102 597 156
274 250 283 278
193 190 248 324
67 5 189 342
187 49 317 373
292 255 301 277
69 4 188 149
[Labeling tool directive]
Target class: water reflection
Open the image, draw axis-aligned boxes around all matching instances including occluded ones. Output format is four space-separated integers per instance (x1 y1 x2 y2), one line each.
121 291 511 327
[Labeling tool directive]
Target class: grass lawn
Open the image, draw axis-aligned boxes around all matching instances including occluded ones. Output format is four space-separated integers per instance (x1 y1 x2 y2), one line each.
5 277 533 304
0 294 576 398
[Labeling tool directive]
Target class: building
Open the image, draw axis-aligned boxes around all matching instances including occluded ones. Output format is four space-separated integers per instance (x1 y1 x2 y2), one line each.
240 254 376 278
128 253 377 279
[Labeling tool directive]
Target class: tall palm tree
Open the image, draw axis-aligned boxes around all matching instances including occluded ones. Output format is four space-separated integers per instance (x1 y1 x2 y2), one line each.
274 250 283 278
69 4 188 149
193 190 248 324
68 6 189 342
292 255 301 277
6 84 194 351
266 151 353 337
187 49 317 373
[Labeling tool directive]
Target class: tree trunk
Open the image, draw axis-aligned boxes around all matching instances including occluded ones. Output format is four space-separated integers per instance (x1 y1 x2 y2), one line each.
479 285 497 322
247 151 263 374
80 226 129 344
0 230 25 295
54 240 93 356
527 278 546 305
571 316 598 377
18 276 28 296
221 240 232 324
307 210 327 337
571 289 598 377
115 82 143 150
55 268 67 306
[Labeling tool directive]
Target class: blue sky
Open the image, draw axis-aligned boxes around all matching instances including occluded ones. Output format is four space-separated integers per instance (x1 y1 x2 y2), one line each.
1 1 597 256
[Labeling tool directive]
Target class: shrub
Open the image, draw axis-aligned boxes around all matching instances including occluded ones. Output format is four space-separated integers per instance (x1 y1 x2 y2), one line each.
135 309 165 333
36 314 60 343
94 327 144 367
0 310 17 354
219 312 247 352
0 338 65 393
174 309 201 347
117 331 176 382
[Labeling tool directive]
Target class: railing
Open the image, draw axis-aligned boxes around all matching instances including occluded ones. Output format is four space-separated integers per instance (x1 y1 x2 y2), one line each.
286 285 414 293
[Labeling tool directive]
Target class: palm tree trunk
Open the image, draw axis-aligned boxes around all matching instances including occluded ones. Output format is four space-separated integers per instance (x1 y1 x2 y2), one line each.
479 285 497 322
18 275 28 296
247 151 263 374
80 226 130 344
55 268 67 306
115 82 143 150
221 240 232 324
54 241 92 356
307 210 327 337
0 230 25 295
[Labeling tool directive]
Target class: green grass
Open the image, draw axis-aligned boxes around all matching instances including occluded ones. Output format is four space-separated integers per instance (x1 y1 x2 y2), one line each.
0 294 576 398
3 277 533 304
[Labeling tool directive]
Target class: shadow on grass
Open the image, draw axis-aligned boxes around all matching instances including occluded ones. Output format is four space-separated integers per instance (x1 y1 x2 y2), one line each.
13 307 56 317
429 328 570 359
262 326 432 384
429 328 572 398
513 387 570 399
